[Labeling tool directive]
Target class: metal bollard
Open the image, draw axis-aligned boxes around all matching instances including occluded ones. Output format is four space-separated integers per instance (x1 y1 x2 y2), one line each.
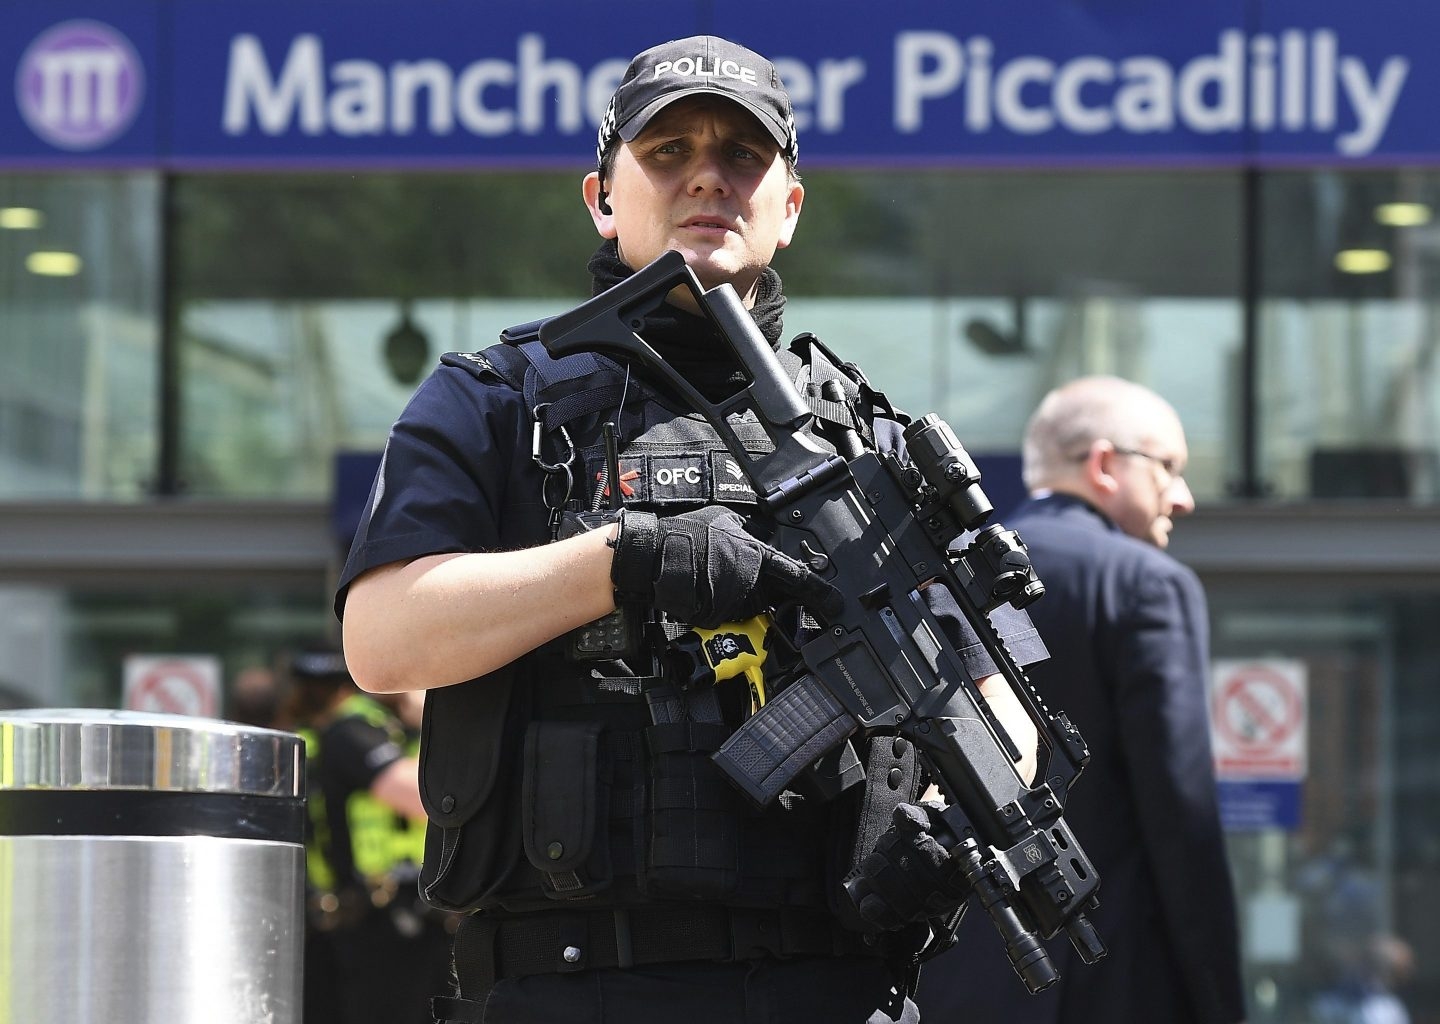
0 709 306 1023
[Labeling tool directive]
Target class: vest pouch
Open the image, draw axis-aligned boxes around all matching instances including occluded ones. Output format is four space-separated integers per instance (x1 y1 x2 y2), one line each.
521 720 613 899
417 670 526 913
639 713 742 900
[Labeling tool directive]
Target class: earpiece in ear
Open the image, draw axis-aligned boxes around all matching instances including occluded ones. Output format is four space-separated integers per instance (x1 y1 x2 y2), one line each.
597 188 613 216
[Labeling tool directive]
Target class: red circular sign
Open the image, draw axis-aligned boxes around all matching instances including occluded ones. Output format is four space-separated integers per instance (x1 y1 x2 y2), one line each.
131 660 215 716
1215 665 1303 750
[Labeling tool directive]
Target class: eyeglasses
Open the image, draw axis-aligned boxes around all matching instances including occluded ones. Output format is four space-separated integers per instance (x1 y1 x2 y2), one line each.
1112 447 1185 481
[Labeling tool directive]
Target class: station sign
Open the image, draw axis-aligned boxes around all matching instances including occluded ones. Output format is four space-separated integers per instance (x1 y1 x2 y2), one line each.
2 0 1437 169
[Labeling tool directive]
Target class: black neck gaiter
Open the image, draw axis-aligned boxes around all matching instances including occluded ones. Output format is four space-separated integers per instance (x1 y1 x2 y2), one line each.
586 240 787 401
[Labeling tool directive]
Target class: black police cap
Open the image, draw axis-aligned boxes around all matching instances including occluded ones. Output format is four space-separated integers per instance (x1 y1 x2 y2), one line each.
289 649 350 682
596 35 798 167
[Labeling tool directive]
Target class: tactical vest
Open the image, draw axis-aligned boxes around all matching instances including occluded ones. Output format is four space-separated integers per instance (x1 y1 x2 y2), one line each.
417 332 924 920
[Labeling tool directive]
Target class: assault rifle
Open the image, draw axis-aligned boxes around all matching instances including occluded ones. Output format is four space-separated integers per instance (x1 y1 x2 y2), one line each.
538 250 1105 993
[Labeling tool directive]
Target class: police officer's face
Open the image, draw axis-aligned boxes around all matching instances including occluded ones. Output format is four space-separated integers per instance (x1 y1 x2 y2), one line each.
585 95 803 310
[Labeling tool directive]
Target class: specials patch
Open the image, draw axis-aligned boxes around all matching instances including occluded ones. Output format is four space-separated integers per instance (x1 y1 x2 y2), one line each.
647 454 709 503
710 452 758 505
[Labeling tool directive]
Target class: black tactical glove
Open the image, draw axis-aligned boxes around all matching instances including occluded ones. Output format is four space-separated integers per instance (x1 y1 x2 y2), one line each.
844 802 970 932
610 506 842 628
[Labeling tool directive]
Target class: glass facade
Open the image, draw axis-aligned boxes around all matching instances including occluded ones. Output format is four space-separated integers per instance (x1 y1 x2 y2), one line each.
147 168 1440 508
1212 586 1440 1021
0 580 327 713
0 174 160 499
4 163 1440 1022
25 169 1440 508
160 170 1246 501
1259 171 1440 502
169 173 599 497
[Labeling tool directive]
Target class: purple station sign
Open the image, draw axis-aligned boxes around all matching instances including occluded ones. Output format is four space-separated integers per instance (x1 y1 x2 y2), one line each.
16 20 145 152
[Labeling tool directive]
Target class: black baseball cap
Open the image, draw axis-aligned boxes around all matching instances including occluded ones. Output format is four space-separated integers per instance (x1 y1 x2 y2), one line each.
596 35 798 167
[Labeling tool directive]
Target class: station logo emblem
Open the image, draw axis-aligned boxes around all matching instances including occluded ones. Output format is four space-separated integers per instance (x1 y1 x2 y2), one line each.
16 20 144 150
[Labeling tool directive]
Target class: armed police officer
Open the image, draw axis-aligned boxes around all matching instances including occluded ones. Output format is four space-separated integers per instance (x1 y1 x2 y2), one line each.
338 34 1047 1024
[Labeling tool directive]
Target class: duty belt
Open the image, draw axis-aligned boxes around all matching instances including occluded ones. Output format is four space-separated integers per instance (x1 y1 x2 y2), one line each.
449 904 874 995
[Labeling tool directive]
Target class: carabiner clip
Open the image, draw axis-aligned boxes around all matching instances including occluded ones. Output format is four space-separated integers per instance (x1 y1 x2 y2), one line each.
531 403 576 511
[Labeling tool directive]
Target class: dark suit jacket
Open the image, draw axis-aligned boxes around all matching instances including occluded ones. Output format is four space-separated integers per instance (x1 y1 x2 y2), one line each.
917 493 1245 1024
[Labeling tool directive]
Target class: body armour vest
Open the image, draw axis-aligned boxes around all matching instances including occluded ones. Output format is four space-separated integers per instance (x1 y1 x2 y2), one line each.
416 335 924 919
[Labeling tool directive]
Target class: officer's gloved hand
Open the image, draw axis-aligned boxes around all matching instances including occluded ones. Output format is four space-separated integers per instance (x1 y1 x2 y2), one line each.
844 802 970 931
610 506 842 628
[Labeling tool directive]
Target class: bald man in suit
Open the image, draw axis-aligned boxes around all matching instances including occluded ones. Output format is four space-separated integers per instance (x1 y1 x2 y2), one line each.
918 376 1246 1024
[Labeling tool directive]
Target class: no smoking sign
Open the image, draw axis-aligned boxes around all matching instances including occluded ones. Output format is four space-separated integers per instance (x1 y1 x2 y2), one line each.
123 654 221 718
1210 659 1307 781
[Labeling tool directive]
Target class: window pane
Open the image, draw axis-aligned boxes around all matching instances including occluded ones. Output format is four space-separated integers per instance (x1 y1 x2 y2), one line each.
171 173 596 497
1210 586 1440 1022
0 581 327 714
1260 170 1440 500
789 295 1240 503
178 296 569 495
788 170 1243 503
0 174 160 500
